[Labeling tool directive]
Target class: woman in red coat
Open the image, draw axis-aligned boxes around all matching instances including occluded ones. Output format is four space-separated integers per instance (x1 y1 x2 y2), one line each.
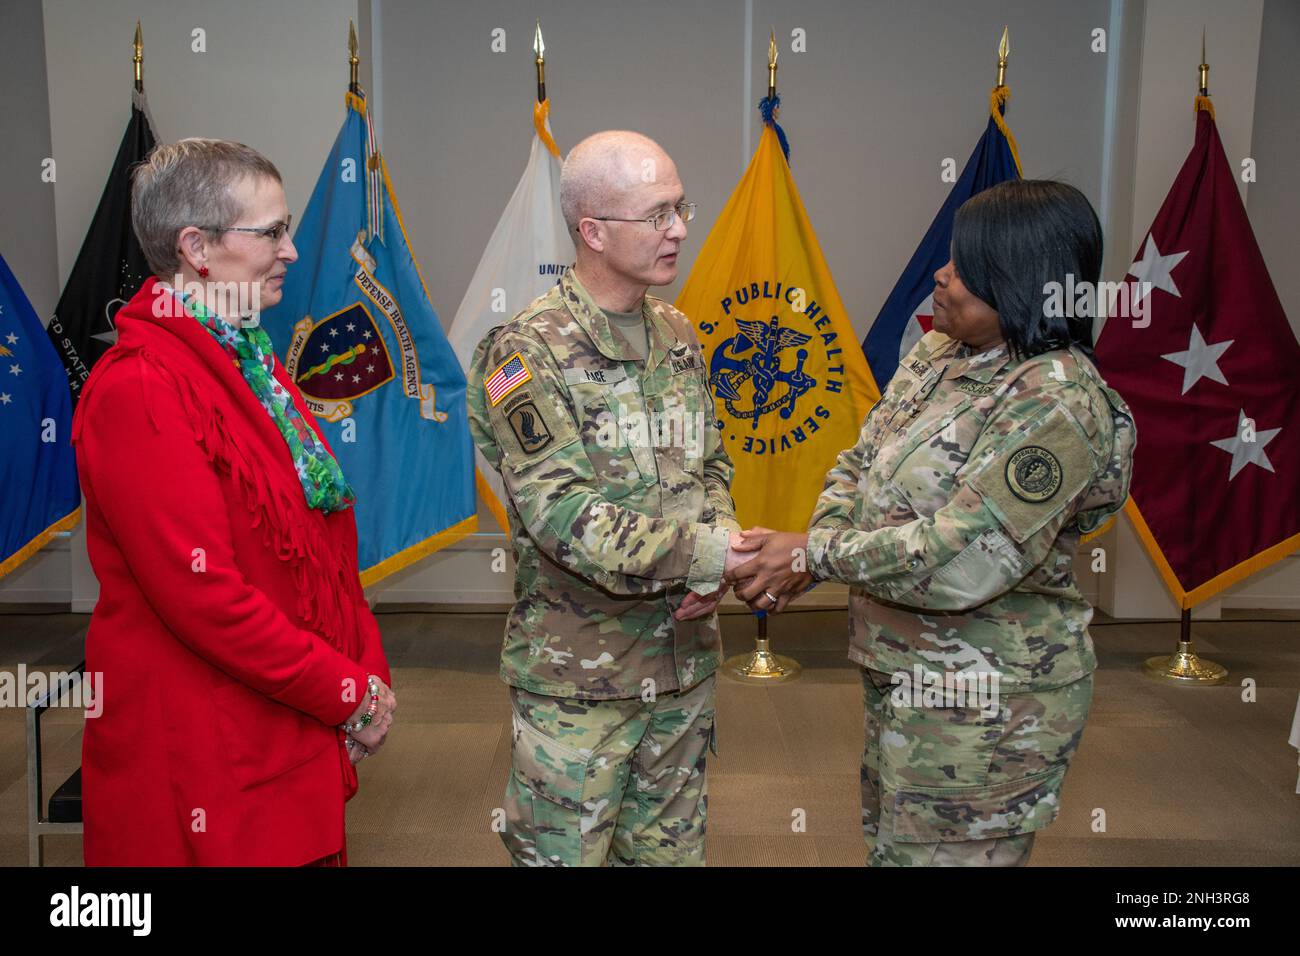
72 138 395 866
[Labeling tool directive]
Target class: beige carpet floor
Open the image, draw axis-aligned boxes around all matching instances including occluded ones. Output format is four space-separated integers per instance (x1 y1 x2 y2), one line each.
2 606 1298 866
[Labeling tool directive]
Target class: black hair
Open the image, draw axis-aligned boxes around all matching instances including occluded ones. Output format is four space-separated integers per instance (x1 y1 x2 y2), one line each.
950 179 1103 360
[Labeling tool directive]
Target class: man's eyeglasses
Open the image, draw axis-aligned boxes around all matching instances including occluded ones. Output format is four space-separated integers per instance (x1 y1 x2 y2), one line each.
203 216 293 243
589 202 696 232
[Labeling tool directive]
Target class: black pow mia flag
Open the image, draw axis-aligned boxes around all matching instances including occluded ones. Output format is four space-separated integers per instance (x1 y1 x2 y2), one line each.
46 90 157 405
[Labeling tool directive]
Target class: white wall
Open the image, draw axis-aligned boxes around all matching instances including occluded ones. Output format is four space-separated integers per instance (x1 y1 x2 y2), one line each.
2 0 1296 617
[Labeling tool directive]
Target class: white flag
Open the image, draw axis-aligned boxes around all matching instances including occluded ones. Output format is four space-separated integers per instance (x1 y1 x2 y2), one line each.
448 101 574 530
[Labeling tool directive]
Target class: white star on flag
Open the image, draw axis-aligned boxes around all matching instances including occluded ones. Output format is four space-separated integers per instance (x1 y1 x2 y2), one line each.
8 364 20 376
0 393 10 405
91 302 125 346
4 332 16 345
1129 235 1188 307
1161 323 1233 394
1210 409 1281 480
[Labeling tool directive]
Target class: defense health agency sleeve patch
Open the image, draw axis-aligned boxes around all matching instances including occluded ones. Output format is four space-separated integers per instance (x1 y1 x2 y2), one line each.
485 352 532 406
1005 446 1063 502
970 405 1095 543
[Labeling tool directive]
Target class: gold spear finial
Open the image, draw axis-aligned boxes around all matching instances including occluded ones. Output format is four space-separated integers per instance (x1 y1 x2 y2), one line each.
534 20 547 103
1198 27 1209 96
996 25 1009 88
767 27 778 99
133 20 143 92
348 19 360 93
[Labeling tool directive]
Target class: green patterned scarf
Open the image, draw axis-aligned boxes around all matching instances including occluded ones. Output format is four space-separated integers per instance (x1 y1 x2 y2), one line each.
173 288 355 513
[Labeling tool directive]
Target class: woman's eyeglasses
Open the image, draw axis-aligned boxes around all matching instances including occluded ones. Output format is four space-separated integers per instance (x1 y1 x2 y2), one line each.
203 216 293 243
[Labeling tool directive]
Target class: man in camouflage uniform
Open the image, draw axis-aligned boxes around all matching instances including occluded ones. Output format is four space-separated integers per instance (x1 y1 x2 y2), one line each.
467 131 746 866
730 326 1135 865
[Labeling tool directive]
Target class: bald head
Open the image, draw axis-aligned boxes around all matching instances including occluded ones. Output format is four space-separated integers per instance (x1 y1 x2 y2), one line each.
560 130 673 232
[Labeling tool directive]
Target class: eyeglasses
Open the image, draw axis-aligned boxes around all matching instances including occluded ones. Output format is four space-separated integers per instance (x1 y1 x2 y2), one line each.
589 202 696 232
203 215 293 243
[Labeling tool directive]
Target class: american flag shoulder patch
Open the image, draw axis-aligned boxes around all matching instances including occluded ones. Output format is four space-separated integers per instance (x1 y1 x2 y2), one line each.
485 351 533 406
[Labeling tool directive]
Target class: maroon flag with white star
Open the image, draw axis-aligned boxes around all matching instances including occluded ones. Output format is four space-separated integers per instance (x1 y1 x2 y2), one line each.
1095 98 1300 608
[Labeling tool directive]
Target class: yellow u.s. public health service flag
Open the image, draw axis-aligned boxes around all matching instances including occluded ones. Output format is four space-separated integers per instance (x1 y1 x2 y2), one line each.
676 118 879 531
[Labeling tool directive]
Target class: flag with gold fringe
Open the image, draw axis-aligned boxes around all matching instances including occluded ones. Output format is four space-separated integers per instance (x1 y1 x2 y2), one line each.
675 97 879 532
447 96 573 533
261 90 476 585
1095 96 1300 607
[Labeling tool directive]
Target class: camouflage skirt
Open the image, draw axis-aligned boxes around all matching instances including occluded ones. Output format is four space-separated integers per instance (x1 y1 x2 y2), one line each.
860 667 1093 866
502 675 716 866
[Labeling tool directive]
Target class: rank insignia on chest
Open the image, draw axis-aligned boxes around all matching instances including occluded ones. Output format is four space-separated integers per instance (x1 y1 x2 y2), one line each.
1005 445 1063 502
485 352 532 406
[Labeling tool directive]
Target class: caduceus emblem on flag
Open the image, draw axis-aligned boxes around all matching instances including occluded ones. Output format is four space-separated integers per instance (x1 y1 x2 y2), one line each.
708 316 816 431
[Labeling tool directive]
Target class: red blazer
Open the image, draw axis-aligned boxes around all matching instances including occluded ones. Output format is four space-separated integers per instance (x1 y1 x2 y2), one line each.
72 278 390 866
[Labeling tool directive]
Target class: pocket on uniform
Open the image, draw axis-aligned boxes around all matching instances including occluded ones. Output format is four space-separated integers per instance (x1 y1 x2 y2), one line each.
508 705 590 866
891 764 1067 843
567 381 648 494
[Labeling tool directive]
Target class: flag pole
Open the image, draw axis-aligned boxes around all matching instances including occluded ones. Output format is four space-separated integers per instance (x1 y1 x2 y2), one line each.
995 25 1008 89
1141 31 1226 686
534 20 546 104
132 20 143 93
723 28 801 686
348 19 360 95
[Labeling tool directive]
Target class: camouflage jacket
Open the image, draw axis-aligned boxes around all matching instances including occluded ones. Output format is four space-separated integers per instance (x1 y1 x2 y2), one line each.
806 331 1136 691
467 269 739 700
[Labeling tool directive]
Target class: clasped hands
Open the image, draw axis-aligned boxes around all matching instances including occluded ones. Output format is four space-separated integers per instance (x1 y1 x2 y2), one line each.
344 675 397 765
673 528 814 621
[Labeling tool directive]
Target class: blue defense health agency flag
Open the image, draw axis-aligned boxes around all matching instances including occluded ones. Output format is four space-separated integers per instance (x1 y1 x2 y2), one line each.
1 252 80 578
862 86 1021 388
262 91 476 585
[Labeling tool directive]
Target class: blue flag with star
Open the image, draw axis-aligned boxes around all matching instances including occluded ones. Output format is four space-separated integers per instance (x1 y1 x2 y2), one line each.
261 91 476 584
0 252 80 578
862 86 1022 388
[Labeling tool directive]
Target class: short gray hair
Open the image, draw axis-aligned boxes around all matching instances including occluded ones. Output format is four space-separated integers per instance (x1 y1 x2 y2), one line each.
131 138 282 277
560 130 665 232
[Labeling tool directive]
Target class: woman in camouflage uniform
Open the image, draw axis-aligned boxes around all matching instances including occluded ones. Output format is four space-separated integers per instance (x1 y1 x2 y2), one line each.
728 180 1136 866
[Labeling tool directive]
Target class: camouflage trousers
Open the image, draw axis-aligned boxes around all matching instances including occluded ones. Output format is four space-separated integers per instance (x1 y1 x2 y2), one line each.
502 674 716 866
860 667 1093 867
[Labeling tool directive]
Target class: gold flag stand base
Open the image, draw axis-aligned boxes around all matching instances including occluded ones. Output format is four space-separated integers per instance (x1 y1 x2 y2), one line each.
1144 641 1227 684
723 638 801 683
722 611 801 685
1143 611 1226 685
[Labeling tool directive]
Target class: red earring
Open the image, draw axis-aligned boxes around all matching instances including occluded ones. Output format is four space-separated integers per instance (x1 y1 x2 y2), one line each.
198 265 209 278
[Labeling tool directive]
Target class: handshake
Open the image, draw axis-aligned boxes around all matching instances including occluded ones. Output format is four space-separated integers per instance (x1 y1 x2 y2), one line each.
673 528 814 622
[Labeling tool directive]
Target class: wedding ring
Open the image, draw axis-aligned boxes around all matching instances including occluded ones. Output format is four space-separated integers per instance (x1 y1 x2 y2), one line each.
764 590 778 605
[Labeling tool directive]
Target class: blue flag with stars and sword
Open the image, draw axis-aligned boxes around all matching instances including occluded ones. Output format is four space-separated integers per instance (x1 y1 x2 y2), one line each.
261 90 476 585
0 252 80 578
